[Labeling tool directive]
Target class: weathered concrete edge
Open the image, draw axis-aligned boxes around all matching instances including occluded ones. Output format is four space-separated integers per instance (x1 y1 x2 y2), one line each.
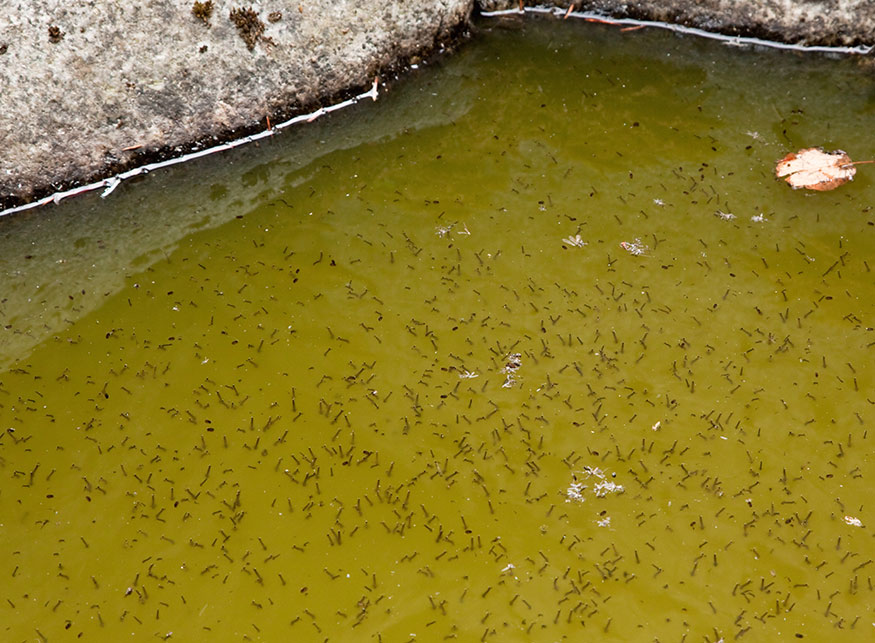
2 0 873 216
480 1 875 49
482 4 874 55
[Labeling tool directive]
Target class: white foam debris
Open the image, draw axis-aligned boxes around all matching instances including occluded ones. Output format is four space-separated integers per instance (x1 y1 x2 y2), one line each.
458 370 479 379
580 465 605 479
844 515 863 527
565 480 586 503
501 352 522 388
596 516 612 528
582 466 624 496
714 210 736 220
619 238 648 255
566 466 625 502
562 234 587 247
593 480 625 497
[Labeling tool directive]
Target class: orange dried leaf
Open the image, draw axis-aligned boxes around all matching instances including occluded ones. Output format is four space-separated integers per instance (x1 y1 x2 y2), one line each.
775 147 855 191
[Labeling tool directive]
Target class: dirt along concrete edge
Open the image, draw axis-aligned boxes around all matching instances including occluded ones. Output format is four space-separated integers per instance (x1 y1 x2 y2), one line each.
1 0 873 215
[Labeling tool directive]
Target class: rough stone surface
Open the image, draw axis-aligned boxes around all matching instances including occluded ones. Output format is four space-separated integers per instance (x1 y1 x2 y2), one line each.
2 0 874 211
0 0 473 210
478 1 875 47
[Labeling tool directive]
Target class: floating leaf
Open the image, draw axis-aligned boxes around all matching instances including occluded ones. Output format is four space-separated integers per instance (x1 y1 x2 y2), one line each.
775 147 856 191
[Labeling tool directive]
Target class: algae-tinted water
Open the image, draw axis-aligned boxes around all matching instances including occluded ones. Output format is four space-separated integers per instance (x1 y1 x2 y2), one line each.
2 17 875 642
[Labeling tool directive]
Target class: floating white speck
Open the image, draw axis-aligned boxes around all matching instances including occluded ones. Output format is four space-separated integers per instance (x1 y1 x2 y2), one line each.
844 515 863 527
565 481 586 503
714 210 736 221
750 213 767 222
651 421 661 431
597 516 611 528
562 234 588 248
500 563 515 572
653 198 664 206
619 238 648 256
436 222 470 238
567 467 624 502
458 370 479 379
592 480 624 497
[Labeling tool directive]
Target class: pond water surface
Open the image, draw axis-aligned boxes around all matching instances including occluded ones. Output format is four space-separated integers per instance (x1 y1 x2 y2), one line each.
2 16 875 642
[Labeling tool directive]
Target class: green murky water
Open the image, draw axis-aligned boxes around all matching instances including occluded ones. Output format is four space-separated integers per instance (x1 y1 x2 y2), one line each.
3 17 875 642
